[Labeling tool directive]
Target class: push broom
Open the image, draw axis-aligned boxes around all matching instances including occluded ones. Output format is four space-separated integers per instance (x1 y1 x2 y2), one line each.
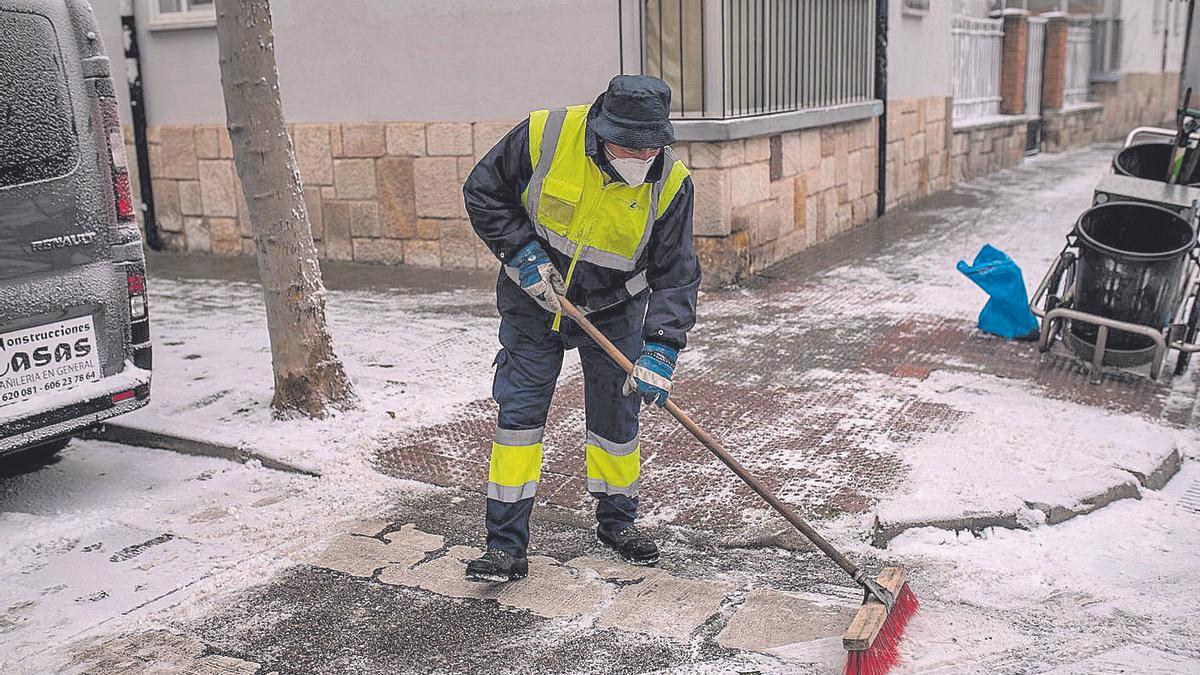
558 296 918 675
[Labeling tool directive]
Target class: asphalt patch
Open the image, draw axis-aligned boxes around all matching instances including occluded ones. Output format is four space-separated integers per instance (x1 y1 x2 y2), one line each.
191 565 740 674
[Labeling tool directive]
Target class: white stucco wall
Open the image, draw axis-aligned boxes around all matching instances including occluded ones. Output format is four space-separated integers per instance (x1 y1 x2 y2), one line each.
887 0 954 99
1119 0 1187 74
90 0 620 125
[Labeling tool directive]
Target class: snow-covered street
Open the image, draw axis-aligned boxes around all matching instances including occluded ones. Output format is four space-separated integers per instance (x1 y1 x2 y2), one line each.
2 144 1199 674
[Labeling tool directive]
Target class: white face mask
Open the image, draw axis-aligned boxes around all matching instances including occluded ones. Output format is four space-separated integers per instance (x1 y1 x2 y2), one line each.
605 146 657 186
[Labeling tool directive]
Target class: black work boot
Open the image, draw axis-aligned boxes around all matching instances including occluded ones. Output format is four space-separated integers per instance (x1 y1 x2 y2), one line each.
597 525 659 566
465 548 529 582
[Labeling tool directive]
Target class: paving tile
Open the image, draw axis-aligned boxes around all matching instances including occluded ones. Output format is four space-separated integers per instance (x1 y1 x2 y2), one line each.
311 535 400 578
598 573 733 640
716 589 856 652
496 557 609 618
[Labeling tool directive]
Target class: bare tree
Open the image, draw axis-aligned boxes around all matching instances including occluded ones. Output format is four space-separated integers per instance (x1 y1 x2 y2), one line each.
214 0 355 417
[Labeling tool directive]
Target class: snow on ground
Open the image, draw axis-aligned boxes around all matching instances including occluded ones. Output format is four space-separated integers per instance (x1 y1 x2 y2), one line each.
0 438 432 673
884 452 1200 673
866 368 1191 523
3 143 1197 673
118 279 506 473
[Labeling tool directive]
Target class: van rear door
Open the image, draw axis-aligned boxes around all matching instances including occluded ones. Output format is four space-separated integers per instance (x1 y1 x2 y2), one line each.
0 2 136 406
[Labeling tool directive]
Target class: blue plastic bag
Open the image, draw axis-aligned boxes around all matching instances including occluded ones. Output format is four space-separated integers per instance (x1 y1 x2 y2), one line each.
956 244 1040 340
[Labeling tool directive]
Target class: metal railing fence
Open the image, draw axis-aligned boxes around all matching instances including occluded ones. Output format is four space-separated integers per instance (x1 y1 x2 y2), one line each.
951 15 1004 122
1026 17 1047 118
1089 16 1121 76
639 0 707 117
625 0 876 120
1064 20 1093 107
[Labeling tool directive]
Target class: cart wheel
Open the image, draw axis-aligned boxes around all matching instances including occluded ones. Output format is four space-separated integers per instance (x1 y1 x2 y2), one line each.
1043 252 1073 314
1061 254 1077 302
1174 294 1200 375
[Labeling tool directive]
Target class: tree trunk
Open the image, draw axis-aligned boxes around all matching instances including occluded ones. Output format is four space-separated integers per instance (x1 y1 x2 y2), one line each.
214 0 355 418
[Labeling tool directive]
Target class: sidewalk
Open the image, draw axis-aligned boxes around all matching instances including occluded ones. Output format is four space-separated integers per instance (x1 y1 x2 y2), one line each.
58 143 1200 674
374 143 1196 540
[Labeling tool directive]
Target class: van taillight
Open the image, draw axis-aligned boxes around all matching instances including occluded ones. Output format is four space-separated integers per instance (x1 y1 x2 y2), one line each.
98 97 136 225
128 270 147 320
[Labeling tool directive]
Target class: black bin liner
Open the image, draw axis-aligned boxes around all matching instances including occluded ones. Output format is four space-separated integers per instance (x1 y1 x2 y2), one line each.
1070 202 1196 355
1112 142 1200 186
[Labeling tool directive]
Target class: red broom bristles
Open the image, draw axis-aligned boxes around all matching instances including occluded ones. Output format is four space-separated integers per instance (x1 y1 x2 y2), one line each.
843 583 919 675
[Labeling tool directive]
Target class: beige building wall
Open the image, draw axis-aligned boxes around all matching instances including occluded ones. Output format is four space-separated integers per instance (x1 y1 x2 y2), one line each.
91 0 621 126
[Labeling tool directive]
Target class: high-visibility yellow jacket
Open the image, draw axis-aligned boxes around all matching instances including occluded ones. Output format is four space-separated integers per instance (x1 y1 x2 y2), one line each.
464 102 701 348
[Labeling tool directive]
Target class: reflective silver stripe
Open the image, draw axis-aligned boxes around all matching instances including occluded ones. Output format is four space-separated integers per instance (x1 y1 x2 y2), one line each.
503 265 521 285
578 245 638 272
625 270 649 297
525 108 568 239
586 430 639 457
494 426 545 446
586 478 640 498
541 226 579 258
537 224 637 272
488 480 539 503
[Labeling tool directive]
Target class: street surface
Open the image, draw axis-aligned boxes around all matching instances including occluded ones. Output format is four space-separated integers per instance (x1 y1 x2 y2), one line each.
2 144 1199 673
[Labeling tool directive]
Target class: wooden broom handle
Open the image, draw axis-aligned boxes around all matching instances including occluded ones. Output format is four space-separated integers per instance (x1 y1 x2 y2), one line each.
557 296 860 578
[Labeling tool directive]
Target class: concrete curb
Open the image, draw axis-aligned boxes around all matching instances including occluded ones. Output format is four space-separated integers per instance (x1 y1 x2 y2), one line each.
83 423 321 477
871 447 1182 548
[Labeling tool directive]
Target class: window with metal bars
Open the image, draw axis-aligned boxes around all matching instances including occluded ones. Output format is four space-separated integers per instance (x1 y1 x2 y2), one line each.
621 0 877 120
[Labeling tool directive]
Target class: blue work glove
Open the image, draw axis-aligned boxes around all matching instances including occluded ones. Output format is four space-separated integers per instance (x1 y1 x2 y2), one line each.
511 241 565 313
623 342 678 407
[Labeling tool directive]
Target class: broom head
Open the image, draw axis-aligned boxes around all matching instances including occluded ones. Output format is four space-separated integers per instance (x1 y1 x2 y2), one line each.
842 566 918 675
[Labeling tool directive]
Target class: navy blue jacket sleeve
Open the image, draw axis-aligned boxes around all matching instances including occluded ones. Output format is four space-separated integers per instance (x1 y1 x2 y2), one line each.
644 176 701 351
463 119 535 264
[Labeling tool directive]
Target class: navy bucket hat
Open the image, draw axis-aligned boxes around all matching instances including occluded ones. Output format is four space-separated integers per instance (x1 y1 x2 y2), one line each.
590 75 676 149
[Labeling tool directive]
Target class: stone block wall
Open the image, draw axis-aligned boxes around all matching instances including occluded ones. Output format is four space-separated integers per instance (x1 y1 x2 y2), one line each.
1042 103 1105 152
137 116 887 285
885 97 952 210
142 121 512 269
129 76 1179 286
1040 73 1177 154
951 117 1028 183
1092 72 1180 141
673 118 878 283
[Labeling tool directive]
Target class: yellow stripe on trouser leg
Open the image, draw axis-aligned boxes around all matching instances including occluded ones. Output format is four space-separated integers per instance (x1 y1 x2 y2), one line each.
488 439 543 503
585 442 640 497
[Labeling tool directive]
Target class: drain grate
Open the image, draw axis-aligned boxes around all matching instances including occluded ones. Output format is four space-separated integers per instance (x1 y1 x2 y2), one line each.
1180 476 1200 514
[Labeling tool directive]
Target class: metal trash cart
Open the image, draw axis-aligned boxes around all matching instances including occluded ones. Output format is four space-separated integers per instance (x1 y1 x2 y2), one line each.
1113 126 1200 188
1028 99 1200 383
1030 199 1200 383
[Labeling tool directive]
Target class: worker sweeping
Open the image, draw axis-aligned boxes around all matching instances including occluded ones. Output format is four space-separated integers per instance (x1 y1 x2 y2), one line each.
461 75 701 582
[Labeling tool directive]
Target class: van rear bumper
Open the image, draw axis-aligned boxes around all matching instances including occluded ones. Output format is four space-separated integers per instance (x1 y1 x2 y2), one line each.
0 375 151 456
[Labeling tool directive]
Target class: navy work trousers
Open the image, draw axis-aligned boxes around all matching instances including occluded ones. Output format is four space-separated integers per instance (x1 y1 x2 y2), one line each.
485 318 644 557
